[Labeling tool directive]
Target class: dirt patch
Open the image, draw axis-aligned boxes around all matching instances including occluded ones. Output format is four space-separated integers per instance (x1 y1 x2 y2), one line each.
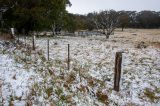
150 42 160 48
0 33 14 40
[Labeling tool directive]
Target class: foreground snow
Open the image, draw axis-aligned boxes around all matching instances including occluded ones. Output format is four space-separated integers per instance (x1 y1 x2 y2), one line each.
33 35 160 105
0 41 49 106
0 31 160 106
0 42 41 106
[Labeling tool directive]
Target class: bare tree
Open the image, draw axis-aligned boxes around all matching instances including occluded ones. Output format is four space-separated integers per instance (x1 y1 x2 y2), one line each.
92 10 119 39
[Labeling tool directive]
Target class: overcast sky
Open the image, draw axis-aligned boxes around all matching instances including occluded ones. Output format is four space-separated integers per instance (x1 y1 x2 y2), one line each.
66 0 160 14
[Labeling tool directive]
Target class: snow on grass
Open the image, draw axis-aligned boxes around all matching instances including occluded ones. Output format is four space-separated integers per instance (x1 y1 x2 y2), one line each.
1 30 160 106
0 41 43 106
31 35 160 105
0 49 39 105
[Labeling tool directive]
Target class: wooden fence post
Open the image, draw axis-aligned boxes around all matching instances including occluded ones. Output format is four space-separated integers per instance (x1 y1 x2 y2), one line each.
79 68 81 82
24 36 26 47
114 52 122 92
32 36 35 50
68 44 70 70
47 39 49 61
18 34 19 43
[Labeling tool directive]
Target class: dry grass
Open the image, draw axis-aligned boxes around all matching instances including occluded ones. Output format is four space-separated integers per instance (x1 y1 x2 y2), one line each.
114 28 160 48
0 33 14 40
144 88 160 103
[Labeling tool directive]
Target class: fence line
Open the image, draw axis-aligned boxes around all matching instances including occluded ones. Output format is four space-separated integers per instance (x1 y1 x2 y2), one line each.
17 37 124 91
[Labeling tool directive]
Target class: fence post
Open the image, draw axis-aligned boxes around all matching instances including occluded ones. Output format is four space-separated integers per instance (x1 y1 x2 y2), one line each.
18 34 19 43
79 68 81 82
32 36 35 50
47 39 49 61
114 52 122 92
24 36 26 47
68 44 70 70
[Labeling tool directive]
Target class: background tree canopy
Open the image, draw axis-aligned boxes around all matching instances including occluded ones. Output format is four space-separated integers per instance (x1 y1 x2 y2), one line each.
67 10 160 32
0 0 71 34
0 0 160 35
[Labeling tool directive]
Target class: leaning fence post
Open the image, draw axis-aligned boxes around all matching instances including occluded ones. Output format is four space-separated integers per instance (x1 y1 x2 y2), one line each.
114 52 122 92
47 39 50 61
32 36 35 50
68 44 70 70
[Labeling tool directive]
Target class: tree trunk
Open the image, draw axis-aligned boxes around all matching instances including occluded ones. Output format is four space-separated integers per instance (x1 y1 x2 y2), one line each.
10 34 15 39
103 28 105 34
10 28 16 39
51 24 55 36
122 27 124 31
106 32 110 39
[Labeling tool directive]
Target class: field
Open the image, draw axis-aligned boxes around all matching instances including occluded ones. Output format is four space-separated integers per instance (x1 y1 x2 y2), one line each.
0 29 160 106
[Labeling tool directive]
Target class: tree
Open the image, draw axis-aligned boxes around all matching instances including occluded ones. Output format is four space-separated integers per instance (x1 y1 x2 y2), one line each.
63 13 76 33
136 11 160 28
63 14 89 33
86 13 96 31
93 10 119 39
118 11 130 31
0 0 71 35
43 0 71 35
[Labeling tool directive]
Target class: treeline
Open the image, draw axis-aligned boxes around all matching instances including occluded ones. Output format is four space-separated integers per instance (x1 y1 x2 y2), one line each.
0 0 71 34
0 0 160 35
68 10 160 32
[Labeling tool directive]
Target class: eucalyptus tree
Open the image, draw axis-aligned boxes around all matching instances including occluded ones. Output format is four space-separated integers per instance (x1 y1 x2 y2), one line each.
0 0 71 34
118 11 130 31
136 11 160 28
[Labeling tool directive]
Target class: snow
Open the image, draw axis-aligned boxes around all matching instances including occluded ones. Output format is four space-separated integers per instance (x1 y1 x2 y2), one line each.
0 42 40 106
33 35 160 105
0 32 160 106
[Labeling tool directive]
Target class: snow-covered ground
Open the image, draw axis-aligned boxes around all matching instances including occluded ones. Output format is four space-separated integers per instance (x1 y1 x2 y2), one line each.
34 35 160 105
0 42 42 106
0 29 160 105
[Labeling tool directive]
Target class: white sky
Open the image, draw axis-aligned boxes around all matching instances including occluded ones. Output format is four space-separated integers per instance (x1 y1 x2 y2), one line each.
66 0 160 14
